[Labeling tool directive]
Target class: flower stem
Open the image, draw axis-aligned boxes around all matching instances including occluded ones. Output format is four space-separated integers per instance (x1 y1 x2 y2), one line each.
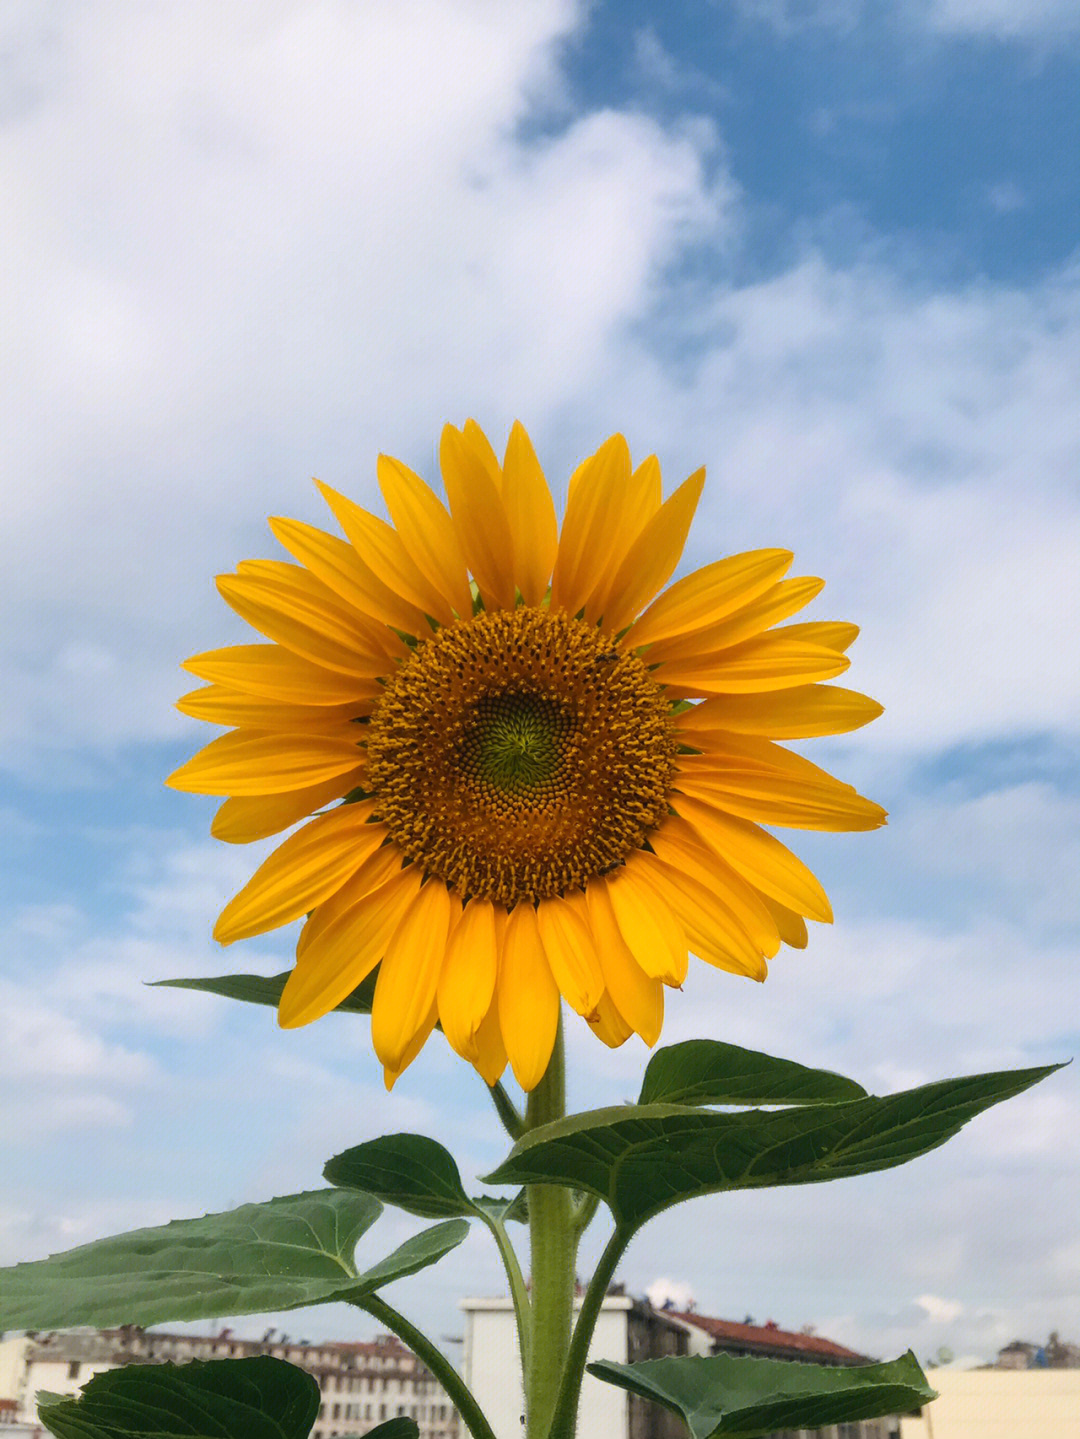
545 1224 631 1439
352 1292 497 1439
524 1015 576 1439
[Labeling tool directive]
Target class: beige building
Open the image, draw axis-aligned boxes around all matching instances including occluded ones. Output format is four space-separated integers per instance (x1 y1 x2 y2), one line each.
899 1367 1080 1439
0 1327 458 1437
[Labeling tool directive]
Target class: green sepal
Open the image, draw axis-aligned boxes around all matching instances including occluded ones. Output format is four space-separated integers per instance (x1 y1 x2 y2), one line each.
0 1190 468 1330
485 1064 1060 1230
36 1355 319 1439
152 971 376 1014
325 1133 526 1223
639 1039 867 1107
587 1349 935 1439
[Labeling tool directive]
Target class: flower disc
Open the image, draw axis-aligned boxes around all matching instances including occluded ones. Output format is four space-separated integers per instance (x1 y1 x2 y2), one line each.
366 607 678 906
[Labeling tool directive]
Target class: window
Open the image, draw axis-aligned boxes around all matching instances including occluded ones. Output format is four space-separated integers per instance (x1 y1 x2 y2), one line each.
67 1362 80 1380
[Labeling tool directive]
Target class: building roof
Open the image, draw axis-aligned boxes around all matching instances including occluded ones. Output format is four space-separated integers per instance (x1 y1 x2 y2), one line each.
672 1313 871 1364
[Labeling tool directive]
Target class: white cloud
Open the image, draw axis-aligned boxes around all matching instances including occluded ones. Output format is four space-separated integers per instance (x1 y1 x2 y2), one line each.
920 0 1080 41
1 0 727 772
917 1293 965 1323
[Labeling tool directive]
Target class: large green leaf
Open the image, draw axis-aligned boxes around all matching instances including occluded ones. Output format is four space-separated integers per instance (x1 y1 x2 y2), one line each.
152 972 376 1014
639 1040 866 1107
324 1133 525 1224
325 1135 475 1219
485 1065 1058 1229
362 1422 420 1439
587 1350 935 1439
36 1356 318 1439
0 1190 468 1330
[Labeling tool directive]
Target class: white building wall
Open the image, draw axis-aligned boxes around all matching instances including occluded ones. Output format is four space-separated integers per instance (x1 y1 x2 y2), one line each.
461 1296 630 1439
0 1338 29 1405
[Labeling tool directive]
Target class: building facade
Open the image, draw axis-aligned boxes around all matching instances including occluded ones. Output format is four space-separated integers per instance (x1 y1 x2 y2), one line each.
461 1293 904 1439
0 1328 458 1438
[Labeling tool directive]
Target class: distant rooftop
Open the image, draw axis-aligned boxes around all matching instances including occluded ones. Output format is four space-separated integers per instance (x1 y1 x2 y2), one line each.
672 1313 871 1365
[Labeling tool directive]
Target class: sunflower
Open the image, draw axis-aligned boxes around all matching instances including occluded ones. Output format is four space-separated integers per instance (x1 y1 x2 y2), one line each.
168 422 884 1090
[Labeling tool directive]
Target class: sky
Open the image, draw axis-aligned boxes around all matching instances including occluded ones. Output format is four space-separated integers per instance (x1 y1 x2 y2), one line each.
2 0 1078 1376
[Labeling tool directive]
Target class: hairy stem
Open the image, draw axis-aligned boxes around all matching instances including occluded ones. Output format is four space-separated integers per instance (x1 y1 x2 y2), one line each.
479 1209 533 1378
545 1224 631 1439
488 1078 527 1140
352 1293 497 1439
524 1016 576 1439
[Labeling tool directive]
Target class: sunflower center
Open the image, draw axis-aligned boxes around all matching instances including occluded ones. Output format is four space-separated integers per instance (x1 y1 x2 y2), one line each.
365 607 677 905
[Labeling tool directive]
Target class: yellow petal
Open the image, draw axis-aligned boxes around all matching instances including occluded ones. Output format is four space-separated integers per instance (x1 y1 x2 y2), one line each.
269 514 430 636
217 565 399 678
674 766 887 832
437 899 499 1058
371 879 455 1072
279 867 422 1028
678 736 861 785
534 892 604 1017
296 844 409 960
463 419 502 487
780 620 859 653
378 454 473 619
586 880 664 1044
502 422 558 606
649 815 781 956
601 467 706 634
471 985 509 1086
383 996 439 1091
762 895 809 949
601 863 688 986
627 550 794 648
674 793 833 922
658 635 850 695
644 856 767 979
213 801 383 944
674 685 884 740
183 645 381 706
582 453 664 625
211 768 365 843
497 903 559 1091
440 424 517 610
166 730 364 795
178 685 367 733
586 989 634 1049
549 433 631 618
646 576 825 664
316 479 454 625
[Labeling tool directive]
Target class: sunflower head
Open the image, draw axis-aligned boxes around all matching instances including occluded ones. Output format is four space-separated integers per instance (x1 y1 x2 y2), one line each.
169 420 884 1091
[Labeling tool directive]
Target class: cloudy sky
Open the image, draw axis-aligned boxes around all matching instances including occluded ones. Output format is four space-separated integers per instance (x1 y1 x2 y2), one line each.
2 0 1078 1374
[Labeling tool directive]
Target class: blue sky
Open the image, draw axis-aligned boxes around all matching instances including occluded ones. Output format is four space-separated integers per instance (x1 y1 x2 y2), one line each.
2 0 1078 1373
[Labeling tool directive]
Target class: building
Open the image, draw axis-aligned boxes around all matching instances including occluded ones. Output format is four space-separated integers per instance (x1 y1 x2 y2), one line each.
670 1311 875 1367
899 1367 1080 1439
461 1286 689 1439
461 1289 899 1439
0 1328 458 1438
992 1332 1080 1370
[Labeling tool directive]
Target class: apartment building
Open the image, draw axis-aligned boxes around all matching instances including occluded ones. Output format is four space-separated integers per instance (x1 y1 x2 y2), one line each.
0 1327 458 1438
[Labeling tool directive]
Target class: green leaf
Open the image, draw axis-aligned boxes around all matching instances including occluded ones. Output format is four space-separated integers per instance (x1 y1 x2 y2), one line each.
0 1190 468 1330
151 971 376 1014
587 1350 935 1439
362 1422 420 1439
485 1065 1060 1229
36 1355 319 1439
325 1134 527 1224
325 1135 475 1219
472 1189 528 1225
639 1040 866 1107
